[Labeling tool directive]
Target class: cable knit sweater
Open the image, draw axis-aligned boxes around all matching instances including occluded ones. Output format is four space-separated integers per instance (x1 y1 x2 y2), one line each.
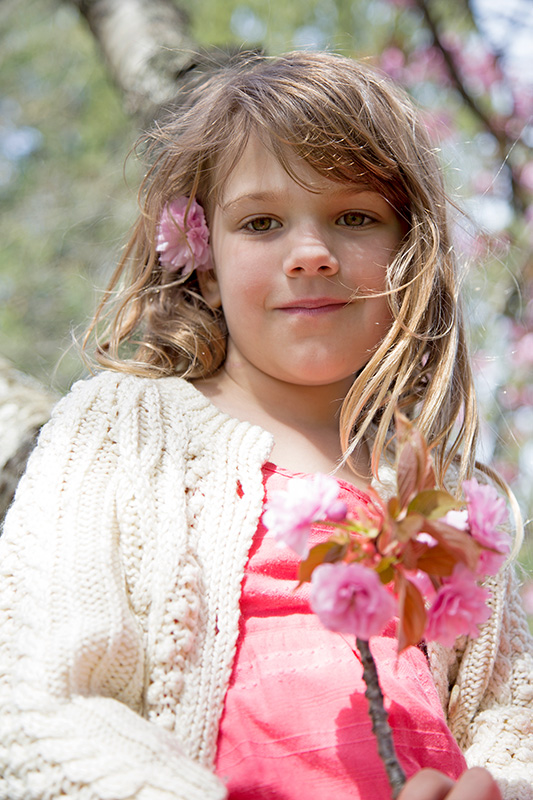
1 371 532 800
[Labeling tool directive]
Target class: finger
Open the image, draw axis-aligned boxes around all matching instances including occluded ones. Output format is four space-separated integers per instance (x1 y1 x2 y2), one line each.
448 768 502 800
397 768 455 800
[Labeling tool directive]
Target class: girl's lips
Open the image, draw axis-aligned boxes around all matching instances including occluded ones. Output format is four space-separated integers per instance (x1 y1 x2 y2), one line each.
277 299 349 315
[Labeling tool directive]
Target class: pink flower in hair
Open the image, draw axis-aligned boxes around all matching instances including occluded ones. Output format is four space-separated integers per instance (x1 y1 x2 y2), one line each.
262 474 347 558
425 564 492 647
310 562 396 639
156 196 212 276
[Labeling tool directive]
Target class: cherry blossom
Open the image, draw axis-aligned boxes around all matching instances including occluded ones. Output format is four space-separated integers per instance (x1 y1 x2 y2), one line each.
156 196 212 276
441 509 469 531
425 564 492 647
310 562 396 640
463 478 511 574
513 332 533 368
262 474 347 558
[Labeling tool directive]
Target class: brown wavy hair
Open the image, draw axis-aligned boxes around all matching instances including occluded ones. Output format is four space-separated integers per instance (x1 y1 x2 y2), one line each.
83 50 479 486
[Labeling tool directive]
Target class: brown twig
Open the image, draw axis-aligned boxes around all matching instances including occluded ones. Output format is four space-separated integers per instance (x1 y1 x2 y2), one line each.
357 637 406 799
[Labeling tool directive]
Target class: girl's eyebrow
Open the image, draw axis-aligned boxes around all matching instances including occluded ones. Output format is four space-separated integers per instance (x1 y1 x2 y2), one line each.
221 191 281 212
221 184 374 212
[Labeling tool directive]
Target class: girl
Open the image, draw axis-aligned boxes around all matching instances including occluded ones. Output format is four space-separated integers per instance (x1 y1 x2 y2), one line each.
0 51 531 800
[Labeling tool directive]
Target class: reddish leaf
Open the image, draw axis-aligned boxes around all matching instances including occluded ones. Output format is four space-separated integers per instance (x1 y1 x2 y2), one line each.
416 545 456 577
411 426 436 493
422 519 481 571
397 573 427 651
401 537 457 576
421 459 436 491
376 515 400 555
400 537 429 570
298 540 347 584
397 441 419 510
395 412 436 509
394 410 412 442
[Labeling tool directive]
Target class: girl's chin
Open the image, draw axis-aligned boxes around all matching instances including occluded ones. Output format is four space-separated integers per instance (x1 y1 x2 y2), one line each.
273 369 360 390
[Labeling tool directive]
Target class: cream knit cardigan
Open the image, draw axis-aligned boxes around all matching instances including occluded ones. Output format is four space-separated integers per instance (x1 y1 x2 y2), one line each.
1 371 533 800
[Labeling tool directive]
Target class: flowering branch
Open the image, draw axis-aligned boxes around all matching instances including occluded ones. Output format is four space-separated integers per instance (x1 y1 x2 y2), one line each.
262 412 510 796
414 0 503 143
413 0 528 216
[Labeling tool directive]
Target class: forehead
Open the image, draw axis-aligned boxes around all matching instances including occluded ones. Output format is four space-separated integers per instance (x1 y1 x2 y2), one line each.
215 134 371 206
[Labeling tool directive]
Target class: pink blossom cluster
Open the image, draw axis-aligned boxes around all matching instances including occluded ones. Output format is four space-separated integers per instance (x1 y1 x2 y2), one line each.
379 46 450 90
443 36 503 95
310 562 396 640
512 331 533 368
407 558 493 648
156 196 212 276
424 565 491 647
379 23 503 100
262 474 347 557
263 473 510 647
462 479 510 575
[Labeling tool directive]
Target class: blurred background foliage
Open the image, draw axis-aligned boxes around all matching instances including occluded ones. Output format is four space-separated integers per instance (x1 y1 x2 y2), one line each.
0 0 139 389
1 0 532 565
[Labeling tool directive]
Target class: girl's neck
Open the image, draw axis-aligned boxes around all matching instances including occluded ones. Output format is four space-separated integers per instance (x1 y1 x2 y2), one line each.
193 365 371 490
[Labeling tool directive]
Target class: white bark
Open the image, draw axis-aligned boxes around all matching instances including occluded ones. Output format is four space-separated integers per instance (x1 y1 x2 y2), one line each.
73 0 203 116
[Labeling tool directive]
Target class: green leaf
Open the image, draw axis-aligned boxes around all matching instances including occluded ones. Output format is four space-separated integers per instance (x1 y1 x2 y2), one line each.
375 557 396 585
407 489 459 520
387 496 401 520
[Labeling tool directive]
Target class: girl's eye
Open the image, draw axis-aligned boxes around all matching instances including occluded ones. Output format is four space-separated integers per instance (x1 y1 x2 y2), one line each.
337 212 372 227
245 217 281 232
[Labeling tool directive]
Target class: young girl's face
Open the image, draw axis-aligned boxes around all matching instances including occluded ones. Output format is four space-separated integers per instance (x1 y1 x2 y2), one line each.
203 136 404 394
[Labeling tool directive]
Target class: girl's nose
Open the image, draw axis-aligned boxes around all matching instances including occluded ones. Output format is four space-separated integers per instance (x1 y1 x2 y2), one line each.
282 228 340 276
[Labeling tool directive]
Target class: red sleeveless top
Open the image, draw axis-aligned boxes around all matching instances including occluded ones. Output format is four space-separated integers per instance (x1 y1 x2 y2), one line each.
215 463 466 799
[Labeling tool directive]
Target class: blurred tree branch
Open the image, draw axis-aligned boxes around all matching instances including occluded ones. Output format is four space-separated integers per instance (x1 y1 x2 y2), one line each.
69 0 258 120
71 0 196 117
415 0 529 216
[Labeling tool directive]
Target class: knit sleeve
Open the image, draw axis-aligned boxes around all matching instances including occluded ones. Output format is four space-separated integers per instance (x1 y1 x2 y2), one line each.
448 566 533 800
0 373 227 800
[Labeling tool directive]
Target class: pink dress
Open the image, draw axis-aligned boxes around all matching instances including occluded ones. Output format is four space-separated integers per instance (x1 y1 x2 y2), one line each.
215 463 467 799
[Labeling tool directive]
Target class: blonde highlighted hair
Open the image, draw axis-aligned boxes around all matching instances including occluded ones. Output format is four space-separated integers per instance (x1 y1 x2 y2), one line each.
84 50 479 487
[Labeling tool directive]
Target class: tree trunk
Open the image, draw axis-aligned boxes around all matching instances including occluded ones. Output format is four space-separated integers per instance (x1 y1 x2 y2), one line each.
0 358 56 525
70 0 252 119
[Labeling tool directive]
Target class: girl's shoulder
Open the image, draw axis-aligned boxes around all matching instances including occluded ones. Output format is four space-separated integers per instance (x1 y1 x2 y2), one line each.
37 371 205 455
50 370 207 423
46 370 271 453
23 370 272 502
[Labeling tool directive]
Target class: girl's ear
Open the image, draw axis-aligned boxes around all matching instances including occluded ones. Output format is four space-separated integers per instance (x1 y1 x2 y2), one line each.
197 267 222 309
